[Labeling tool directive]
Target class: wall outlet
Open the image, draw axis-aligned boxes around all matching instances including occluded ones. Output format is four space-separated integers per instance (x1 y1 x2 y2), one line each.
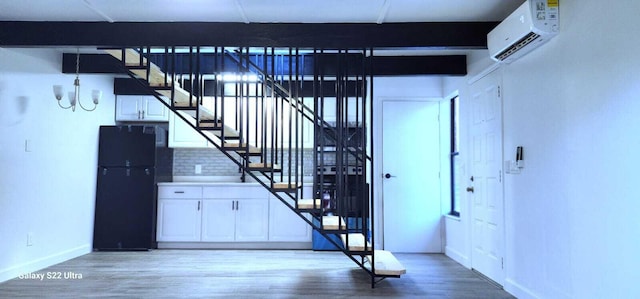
27 233 34 246
194 164 202 174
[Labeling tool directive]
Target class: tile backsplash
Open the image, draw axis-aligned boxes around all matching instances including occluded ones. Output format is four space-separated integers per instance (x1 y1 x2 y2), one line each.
173 148 319 177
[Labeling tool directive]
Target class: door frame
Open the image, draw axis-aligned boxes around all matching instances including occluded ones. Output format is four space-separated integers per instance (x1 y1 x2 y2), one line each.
373 96 445 252
465 68 506 285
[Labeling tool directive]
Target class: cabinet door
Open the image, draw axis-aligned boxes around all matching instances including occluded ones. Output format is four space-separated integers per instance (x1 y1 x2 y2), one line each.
201 200 236 242
156 199 201 242
168 111 209 148
115 96 142 121
235 198 269 242
268 197 312 242
141 96 169 121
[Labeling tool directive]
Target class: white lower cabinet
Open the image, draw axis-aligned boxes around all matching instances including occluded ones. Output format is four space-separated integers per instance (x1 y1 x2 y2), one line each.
157 199 202 242
268 197 312 242
201 200 236 242
201 198 269 242
157 184 311 247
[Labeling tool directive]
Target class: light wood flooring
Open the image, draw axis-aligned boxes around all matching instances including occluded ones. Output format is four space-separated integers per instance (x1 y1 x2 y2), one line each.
0 250 514 298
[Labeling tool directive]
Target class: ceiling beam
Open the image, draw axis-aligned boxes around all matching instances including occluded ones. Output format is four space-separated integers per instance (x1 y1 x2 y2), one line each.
0 21 497 48
63 53 467 76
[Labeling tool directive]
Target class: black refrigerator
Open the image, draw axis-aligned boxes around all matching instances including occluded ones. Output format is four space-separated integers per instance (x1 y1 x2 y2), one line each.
93 125 157 250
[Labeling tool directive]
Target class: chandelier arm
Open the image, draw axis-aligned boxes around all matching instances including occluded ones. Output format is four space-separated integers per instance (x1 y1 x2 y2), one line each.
57 100 73 110
77 99 98 111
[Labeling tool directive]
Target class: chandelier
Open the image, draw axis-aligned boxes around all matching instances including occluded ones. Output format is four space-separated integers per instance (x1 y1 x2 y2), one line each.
53 49 101 112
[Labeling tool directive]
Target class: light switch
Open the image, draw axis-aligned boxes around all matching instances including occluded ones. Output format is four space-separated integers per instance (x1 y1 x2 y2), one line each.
195 164 202 174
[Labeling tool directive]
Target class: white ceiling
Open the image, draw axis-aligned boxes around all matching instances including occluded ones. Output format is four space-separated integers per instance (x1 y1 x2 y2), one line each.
0 0 524 23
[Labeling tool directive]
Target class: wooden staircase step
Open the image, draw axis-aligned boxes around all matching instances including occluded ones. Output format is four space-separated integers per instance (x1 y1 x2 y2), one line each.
210 127 240 139
271 182 301 192
340 233 372 252
130 69 175 87
220 142 260 155
322 216 347 230
198 120 223 129
297 199 322 210
366 250 406 276
248 163 281 172
104 48 150 67
156 88 199 108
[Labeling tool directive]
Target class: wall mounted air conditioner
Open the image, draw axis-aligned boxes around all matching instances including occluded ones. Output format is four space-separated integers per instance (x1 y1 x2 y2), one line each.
488 0 559 63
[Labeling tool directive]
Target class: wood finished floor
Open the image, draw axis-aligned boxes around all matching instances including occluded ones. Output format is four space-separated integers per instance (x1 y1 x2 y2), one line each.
0 250 515 298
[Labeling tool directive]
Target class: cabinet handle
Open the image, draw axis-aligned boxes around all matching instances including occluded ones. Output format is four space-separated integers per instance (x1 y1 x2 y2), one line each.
141 110 145 119
197 201 201 211
174 191 185 194
138 110 141 119
236 201 239 210
231 201 235 210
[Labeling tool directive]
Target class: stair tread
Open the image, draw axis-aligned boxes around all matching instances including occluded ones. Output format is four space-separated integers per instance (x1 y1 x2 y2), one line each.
272 182 301 191
104 48 150 67
130 68 174 87
222 142 257 149
340 233 372 252
297 199 322 209
105 48 201 108
322 215 347 230
156 88 199 108
248 163 281 170
105 49 172 87
366 250 406 276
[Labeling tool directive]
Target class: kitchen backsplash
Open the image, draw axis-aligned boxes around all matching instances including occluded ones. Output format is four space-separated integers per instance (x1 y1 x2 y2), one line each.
173 148 323 177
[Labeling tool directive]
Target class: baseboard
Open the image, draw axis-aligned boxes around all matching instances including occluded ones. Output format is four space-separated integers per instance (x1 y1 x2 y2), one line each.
0 244 91 283
157 242 312 250
445 246 470 268
504 278 541 299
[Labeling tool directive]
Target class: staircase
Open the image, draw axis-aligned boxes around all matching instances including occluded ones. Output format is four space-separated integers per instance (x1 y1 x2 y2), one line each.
105 47 405 287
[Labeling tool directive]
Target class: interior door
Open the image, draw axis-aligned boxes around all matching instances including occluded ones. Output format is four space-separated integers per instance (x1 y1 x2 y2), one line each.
469 71 505 285
382 99 441 253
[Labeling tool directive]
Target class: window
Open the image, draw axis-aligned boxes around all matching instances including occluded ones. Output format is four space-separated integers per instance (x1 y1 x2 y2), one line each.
450 96 461 217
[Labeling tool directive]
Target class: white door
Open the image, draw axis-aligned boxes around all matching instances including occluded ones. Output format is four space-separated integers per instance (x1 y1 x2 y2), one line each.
469 71 504 285
156 199 202 242
382 100 441 253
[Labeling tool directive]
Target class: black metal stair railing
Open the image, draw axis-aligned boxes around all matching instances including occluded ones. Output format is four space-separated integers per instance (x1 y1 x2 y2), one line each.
109 46 387 286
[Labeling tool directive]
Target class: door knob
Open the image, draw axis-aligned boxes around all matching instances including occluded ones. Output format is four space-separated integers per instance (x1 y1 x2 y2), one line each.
466 187 474 193
384 173 395 179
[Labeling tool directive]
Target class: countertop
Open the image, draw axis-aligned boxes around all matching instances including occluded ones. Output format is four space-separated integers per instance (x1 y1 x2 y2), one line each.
158 176 314 187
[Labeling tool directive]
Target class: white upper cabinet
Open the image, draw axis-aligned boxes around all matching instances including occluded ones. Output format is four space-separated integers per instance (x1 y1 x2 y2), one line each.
115 95 169 122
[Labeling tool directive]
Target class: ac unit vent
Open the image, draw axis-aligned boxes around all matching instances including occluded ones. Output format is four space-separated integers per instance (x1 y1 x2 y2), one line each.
495 32 541 61
487 0 559 63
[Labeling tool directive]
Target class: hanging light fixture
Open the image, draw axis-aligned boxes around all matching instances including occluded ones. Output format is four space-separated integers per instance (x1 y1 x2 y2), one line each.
53 48 101 112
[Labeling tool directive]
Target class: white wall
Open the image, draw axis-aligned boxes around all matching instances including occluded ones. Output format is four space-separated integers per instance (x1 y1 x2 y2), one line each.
0 48 115 282
443 0 640 298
